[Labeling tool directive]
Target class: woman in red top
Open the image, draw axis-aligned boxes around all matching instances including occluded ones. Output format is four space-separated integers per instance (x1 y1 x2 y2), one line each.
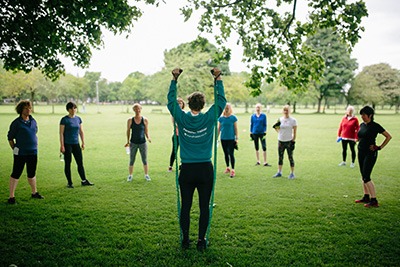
337 106 360 168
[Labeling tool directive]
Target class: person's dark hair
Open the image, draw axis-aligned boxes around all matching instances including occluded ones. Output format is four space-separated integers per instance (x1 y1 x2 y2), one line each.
360 105 375 121
66 102 77 111
15 100 31 115
187 92 205 111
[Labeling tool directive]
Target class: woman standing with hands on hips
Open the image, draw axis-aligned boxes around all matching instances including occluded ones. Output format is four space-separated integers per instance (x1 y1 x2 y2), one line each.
355 106 391 207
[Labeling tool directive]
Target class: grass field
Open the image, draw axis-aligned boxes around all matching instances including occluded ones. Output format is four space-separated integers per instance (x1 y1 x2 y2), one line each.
0 104 399 267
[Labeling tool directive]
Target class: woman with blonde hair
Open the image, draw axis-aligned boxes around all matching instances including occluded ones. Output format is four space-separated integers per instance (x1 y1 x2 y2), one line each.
218 103 238 178
272 105 297 179
337 105 359 168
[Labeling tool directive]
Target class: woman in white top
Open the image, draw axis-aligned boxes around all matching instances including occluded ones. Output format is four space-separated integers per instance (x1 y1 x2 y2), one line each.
272 105 297 179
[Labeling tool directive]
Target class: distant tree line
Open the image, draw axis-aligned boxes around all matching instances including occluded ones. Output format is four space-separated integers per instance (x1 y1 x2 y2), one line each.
1 36 399 113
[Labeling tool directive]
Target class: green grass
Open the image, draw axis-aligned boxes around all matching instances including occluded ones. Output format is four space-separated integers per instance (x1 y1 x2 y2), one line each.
0 104 399 267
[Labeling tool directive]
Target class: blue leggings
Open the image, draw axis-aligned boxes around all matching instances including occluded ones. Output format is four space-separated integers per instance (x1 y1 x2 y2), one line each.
179 162 213 240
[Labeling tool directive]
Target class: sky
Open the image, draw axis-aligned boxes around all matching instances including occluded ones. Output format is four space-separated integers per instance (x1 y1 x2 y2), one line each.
62 0 400 82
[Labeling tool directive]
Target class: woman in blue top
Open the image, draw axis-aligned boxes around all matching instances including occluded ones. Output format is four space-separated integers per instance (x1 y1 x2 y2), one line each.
167 67 226 251
250 103 271 166
218 103 238 178
60 102 93 188
7 100 44 204
355 106 391 207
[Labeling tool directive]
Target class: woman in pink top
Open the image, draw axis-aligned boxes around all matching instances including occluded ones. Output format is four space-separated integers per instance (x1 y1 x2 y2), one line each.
337 106 359 168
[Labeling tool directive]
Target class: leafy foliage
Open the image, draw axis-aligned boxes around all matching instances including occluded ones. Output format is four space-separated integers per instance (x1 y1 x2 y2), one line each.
350 63 400 111
181 0 367 94
306 28 357 113
0 0 157 80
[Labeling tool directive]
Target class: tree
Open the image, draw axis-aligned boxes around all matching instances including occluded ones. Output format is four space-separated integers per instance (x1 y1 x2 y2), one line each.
153 37 231 103
349 72 383 108
306 28 357 113
182 0 367 94
1 1 367 95
350 64 400 112
120 72 147 103
0 0 152 79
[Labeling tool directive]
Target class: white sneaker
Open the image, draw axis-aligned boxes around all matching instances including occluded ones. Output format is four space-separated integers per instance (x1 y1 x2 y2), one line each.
127 175 132 182
145 174 151 181
350 162 355 168
338 161 346 166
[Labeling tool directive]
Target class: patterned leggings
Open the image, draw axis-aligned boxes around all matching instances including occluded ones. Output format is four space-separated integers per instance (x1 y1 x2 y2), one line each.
278 141 294 167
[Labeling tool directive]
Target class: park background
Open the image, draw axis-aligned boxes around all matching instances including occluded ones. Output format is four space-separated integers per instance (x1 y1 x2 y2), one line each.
0 103 399 266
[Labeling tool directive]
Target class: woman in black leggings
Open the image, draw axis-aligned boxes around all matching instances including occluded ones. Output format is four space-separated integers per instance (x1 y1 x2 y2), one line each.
355 106 391 207
168 98 185 172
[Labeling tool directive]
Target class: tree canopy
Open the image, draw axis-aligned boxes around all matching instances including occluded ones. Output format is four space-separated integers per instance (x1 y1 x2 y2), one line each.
0 0 154 80
182 0 368 94
1 0 368 95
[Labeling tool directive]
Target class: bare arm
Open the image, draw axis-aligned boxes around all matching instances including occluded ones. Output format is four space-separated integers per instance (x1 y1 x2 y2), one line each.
379 130 392 149
292 125 297 141
234 121 238 142
8 140 15 150
59 124 65 153
126 118 132 145
79 124 85 150
144 117 151 143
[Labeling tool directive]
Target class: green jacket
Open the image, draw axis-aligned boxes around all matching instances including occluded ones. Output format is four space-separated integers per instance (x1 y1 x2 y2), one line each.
167 80 226 163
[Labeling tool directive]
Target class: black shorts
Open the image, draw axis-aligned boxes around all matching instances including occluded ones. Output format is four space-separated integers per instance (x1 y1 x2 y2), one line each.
11 154 38 179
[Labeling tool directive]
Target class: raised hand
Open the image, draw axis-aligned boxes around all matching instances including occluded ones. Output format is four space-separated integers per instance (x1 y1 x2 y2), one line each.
172 68 183 80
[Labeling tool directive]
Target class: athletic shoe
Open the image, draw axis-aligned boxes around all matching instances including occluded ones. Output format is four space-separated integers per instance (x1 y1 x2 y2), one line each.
224 167 230 174
67 184 74 188
263 163 272 167
81 180 94 186
272 172 282 178
255 162 261 166
127 175 132 182
350 162 355 168
197 238 207 252
230 170 235 178
8 197 16 204
288 173 295 179
364 200 379 208
338 161 346 166
31 192 44 199
355 197 370 203
145 175 151 181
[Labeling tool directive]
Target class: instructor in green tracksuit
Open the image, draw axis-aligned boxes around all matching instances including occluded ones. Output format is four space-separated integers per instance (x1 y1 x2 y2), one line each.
167 67 226 251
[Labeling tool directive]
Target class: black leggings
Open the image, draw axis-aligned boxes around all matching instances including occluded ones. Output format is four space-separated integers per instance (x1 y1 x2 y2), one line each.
252 133 266 151
221 139 235 169
64 143 87 184
169 135 179 167
341 140 356 162
358 149 377 183
179 162 213 240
